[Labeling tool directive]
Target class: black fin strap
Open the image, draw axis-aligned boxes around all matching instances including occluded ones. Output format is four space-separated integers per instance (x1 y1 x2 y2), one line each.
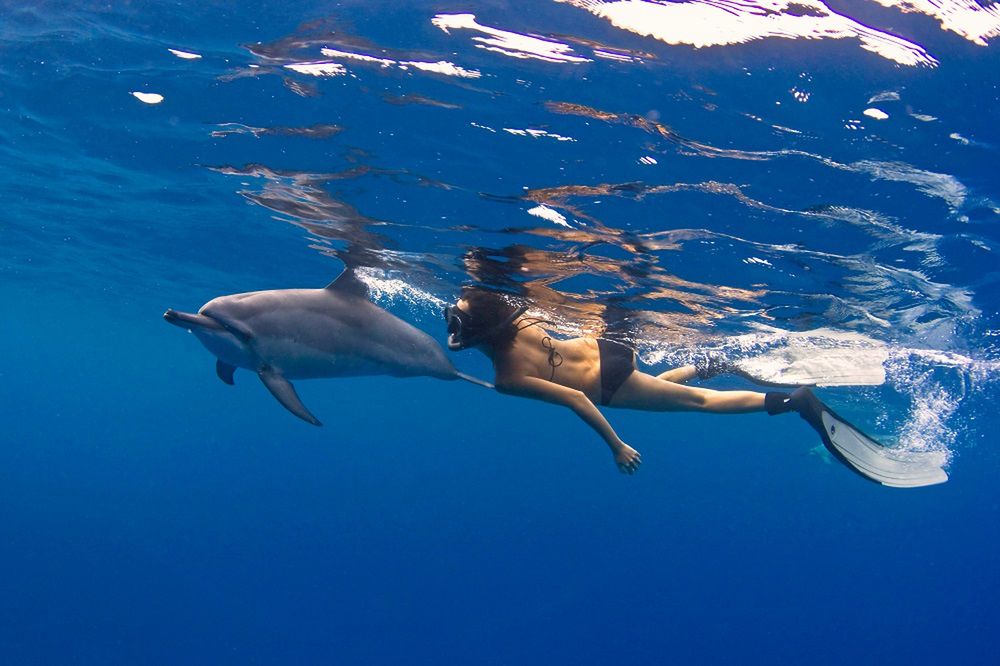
765 392 794 415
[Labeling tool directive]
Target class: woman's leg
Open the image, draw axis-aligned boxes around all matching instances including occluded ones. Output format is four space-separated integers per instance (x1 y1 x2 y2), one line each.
655 365 698 383
609 371 766 413
654 354 729 384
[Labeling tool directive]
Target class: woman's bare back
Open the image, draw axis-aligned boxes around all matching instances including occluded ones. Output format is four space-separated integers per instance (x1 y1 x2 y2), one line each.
494 322 603 402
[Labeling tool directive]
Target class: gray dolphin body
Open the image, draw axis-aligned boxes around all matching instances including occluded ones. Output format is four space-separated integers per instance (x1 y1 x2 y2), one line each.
164 270 489 425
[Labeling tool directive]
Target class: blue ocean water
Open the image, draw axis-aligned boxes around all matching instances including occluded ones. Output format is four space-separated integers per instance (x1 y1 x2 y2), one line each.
2 0 999 663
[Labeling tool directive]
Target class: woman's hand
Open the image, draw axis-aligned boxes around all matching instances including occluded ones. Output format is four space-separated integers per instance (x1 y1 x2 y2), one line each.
614 442 642 475
495 375 640 473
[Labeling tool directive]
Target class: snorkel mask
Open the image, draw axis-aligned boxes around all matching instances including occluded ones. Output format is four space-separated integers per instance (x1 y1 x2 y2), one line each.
444 303 528 351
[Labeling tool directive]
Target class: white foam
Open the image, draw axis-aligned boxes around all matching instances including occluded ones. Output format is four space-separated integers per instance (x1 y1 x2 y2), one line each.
905 349 974 367
868 91 901 103
432 13 592 63
771 124 802 134
320 48 395 67
885 354 964 461
503 127 577 141
896 385 957 460
869 0 1000 46
319 47 482 78
168 48 201 60
593 49 638 62
353 268 447 310
527 205 572 227
283 62 347 77
131 91 164 104
403 60 482 78
556 0 937 67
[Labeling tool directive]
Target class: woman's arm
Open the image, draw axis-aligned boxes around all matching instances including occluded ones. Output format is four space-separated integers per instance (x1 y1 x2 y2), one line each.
496 376 642 474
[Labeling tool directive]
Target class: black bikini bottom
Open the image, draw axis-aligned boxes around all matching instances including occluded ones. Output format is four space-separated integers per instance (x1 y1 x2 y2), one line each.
597 339 636 405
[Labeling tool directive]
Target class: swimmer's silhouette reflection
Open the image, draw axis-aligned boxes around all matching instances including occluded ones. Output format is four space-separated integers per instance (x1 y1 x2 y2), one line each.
458 243 757 347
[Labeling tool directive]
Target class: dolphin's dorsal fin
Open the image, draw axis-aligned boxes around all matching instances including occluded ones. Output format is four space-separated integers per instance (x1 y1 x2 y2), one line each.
258 369 322 426
325 269 369 299
216 360 236 385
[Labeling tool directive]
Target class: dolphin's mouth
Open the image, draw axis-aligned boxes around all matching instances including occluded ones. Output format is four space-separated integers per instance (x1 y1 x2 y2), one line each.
163 309 224 331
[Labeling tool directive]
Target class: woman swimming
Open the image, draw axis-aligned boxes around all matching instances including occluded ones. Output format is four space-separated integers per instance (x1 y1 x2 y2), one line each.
444 288 803 475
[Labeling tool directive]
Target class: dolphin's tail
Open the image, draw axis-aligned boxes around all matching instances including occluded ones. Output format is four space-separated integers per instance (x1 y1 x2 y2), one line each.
456 372 494 389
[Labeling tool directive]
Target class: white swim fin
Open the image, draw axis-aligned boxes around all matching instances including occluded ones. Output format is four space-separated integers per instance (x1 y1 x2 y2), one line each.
790 388 948 488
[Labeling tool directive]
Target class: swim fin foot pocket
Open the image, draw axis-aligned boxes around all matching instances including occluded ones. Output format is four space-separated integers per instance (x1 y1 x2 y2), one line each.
779 388 948 488
765 391 795 415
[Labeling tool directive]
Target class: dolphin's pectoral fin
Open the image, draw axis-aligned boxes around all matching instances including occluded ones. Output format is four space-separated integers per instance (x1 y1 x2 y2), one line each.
325 268 369 299
216 360 236 385
258 369 322 426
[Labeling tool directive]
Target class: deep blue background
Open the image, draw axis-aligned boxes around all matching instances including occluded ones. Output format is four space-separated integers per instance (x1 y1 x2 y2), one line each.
2 1 999 664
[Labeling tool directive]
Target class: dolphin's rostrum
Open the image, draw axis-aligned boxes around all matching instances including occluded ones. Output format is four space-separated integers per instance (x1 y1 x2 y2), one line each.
164 269 491 425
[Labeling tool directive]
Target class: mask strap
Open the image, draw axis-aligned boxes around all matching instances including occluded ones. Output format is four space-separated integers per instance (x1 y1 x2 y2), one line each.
450 304 528 350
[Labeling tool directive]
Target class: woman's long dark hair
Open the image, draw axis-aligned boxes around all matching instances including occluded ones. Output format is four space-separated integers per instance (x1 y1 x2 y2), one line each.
459 287 524 351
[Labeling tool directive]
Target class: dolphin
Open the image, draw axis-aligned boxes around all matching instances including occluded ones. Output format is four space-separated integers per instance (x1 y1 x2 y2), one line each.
164 269 490 425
